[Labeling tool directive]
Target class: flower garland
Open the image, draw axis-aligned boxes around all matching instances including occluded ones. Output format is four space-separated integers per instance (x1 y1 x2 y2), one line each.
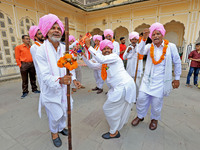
57 53 78 71
138 37 144 60
101 64 109 80
150 39 169 65
34 41 41 47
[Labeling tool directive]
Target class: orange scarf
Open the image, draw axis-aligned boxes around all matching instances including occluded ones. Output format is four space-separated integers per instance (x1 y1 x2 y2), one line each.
94 45 99 51
34 41 41 47
101 64 108 80
150 39 169 65
138 38 144 60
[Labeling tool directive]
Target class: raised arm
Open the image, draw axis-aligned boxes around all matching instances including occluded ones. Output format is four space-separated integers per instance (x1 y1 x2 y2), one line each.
82 55 102 70
88 46 118 64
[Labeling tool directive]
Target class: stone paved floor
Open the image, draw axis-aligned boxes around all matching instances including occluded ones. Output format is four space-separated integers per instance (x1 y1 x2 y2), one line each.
0 67 200 150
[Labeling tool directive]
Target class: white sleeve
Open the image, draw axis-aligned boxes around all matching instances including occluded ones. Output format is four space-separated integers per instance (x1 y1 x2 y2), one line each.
137 40 150 55
170 43 182 80
88 46 118 64
113 42 120 55
35 47 61 89
70 69 76 81
69 40 78 49
82 56 102 70
123 46 134 59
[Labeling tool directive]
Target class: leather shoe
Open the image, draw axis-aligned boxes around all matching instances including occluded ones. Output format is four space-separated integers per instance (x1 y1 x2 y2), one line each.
102 131 120 139
52 135 62 147
59 128 68 136
149 119 158 130
97 89 103 94
92 87 99 91
72 88 76 92
131 116 144 126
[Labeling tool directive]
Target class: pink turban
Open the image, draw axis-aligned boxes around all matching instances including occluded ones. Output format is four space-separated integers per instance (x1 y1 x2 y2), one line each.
69 35 76 42
129 32 139 40
100 39 114 51
29 26 39 40
104 29 114 38
149 22 166 39
93 35 102 42
38 14 64 37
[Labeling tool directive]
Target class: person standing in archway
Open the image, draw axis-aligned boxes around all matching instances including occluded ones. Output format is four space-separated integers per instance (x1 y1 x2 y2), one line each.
119 37 127 68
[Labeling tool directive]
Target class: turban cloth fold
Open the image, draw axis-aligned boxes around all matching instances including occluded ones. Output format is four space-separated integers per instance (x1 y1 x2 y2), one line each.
149 22 166 39
129 32 139 40
93 35 102 42
104 29 114 38
100 39 114 51
38 14 64 37
29 26 39 40
69 35 76 42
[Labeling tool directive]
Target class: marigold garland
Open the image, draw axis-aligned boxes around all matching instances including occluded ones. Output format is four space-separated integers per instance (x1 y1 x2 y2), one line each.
101 64 108 80
150 39 169 65
34 42 41 47
57 53 78 71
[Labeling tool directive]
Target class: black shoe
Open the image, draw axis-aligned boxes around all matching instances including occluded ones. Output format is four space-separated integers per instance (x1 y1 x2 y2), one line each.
33 90 40 93
102 131 120 139
92 87 99 91
59 129 68 136
52 136 62 147
21 93 28 99
97 89 103 94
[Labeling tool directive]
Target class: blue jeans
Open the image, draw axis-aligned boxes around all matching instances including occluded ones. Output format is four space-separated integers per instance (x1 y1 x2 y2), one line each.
186 67 200 85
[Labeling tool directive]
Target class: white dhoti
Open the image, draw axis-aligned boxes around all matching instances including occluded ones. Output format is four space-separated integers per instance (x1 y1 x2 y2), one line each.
103 89 133 134
94 69 104 89
136 91 163 120
45 105 67 133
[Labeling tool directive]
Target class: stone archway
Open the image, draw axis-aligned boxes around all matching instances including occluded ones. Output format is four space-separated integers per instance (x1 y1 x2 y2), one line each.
164 20 185 59
90 28 103 36
134 23 150 35
114 26 129 45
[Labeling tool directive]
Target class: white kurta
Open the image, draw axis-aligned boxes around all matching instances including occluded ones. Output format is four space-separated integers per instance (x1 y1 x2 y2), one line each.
136 40 181 120
90 45 104 89
88 46 136 134
112 41 120 55
30 41 42 86
123 44 143 78
35 40 74 133
138 40 181 98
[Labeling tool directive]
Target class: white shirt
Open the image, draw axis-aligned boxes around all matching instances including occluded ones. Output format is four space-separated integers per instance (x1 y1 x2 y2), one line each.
30 41 42 85
123 44 143 78
35 40 75 119
88 46 136 103
138 40 181 98
112 41 120 55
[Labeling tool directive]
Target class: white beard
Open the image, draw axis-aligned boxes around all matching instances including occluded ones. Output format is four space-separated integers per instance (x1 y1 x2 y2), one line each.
49 35 61 42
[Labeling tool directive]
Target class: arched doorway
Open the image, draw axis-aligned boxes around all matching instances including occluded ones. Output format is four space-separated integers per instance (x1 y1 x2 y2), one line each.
134 23 150 35
164 20 185 59
114 26 129 45
90 28 103 36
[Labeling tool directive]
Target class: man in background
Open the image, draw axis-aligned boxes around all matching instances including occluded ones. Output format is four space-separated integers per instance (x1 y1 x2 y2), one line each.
15 35 40 99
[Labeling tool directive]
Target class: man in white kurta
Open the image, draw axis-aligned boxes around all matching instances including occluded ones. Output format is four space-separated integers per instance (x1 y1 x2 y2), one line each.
131 22 181 130
36 14 80 147
89 35 104 94
29 26 44 86
104 29 120 55
85 39 136 139
123 32 143 87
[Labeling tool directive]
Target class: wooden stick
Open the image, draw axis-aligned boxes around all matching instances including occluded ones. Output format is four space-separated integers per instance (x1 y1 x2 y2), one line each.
65 17 72 150
134 53 139 82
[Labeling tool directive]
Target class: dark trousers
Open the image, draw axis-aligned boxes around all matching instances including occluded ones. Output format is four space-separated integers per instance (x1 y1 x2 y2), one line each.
186 67 200 85
20 62 37 94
